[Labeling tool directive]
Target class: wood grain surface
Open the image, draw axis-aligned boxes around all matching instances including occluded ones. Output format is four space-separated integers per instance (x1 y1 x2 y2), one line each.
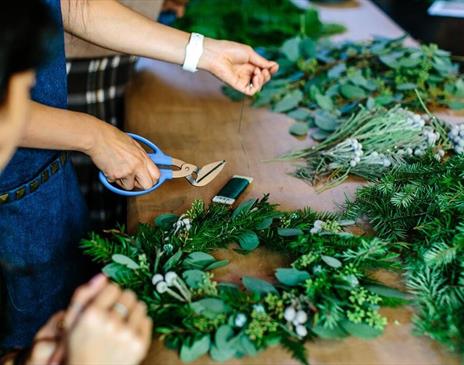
125 1 461 364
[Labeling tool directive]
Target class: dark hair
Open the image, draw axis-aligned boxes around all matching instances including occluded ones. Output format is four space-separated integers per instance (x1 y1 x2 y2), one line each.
0 0 58 102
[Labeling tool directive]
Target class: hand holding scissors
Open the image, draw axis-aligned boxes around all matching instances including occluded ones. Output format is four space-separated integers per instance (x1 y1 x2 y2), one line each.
99 133 225 197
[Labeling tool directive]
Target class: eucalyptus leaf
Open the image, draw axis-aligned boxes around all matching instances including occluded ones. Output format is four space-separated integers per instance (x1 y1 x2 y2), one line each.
275 268 310 286
281 36 301 62
183 252 216 270
210 345 236 362
191 298 230 318
315 94 334 111
299 38 317 58
154 213 178 229
236 334 257 357
312 324 348 339
180 335 211 363
256 217 274 230
366 284 410 300
273 89 303 113
340 320 383 339
183 269 205 289
112 254 139 270
287 107 312 121
232 199 257 219
289 122 310 136
314 110 338 131
277 228 304 237
321 255 342 268
242 276 277 295
215 325 234 349
102 263 133 282
205 259 229 271
327 63 346 79
340 84 366 100
236 231 260 251
163 249 182 272
311 129 331 141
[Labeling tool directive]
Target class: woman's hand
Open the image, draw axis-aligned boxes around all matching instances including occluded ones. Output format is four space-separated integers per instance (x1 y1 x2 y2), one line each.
87 123 160 191
198 38 279 96
64 275 152 365
25 312 65 365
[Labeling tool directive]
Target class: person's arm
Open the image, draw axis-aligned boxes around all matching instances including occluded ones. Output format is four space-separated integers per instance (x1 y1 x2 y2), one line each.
61 0 278 95
21 102 160 190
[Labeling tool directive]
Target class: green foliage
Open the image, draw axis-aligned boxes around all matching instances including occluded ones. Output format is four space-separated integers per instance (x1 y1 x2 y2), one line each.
174 0 345 48
281 105 453 189
247 36 464 140
346 154 464 356
82 196 396 365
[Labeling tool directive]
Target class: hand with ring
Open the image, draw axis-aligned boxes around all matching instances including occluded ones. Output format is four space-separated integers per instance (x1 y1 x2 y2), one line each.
26 274 152 365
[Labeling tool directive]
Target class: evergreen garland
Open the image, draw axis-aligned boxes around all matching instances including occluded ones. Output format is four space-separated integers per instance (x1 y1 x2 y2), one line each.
82 197 405 364
82 155 464 363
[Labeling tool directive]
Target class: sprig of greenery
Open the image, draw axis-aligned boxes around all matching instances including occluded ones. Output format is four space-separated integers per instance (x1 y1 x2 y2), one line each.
230 35 464 140
174 0 345 48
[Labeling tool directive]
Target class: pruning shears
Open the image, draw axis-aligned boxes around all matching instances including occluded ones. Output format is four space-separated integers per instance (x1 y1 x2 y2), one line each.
99 133 226 197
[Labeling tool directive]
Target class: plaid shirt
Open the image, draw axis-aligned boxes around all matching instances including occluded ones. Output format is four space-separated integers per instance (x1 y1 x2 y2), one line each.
67 54 137 230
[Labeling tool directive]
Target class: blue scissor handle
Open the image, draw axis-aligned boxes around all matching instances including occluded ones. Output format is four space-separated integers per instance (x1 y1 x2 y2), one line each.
99 133 173 197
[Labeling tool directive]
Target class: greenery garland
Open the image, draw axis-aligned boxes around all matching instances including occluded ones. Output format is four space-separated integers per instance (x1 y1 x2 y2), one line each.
82 197 406 364
83 155 464 363
225 36 464 141
173 0 346 48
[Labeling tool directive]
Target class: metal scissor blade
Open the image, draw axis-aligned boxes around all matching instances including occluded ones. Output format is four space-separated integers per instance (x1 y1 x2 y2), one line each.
187 160 226 187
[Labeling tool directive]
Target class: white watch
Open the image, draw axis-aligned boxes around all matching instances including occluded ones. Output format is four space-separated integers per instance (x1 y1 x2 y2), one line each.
182 33 204 73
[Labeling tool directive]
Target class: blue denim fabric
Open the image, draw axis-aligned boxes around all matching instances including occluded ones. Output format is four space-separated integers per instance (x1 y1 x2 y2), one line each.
0 162 89 348
0 0 68 191
0 0 90 347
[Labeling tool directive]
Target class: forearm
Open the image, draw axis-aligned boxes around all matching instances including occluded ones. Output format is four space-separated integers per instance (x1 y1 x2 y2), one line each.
62 0 189 65
20 102 100 153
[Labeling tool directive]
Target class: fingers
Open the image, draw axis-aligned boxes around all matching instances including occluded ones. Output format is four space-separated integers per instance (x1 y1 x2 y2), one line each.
92 281 123 311
242 68 264 96
262 68 271 83
146 159 161 185
139 316 153 350
117 176 135 191
33 311 66 365
65 274 107 329
35 311 65 339
248 47 275 69
128 301 147 331
111 290 137 321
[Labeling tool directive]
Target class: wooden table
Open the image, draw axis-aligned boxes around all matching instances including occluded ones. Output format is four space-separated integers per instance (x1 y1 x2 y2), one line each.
125 1 460 364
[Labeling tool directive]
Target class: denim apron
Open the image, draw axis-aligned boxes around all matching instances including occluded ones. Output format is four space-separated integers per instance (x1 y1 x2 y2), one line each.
0 0 89 348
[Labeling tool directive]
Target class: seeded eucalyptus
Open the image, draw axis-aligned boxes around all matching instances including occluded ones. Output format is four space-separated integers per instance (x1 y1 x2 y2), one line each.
244 36 464 140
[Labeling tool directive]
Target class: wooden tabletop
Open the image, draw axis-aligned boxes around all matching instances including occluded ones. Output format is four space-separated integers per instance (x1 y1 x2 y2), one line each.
126 1 460 364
